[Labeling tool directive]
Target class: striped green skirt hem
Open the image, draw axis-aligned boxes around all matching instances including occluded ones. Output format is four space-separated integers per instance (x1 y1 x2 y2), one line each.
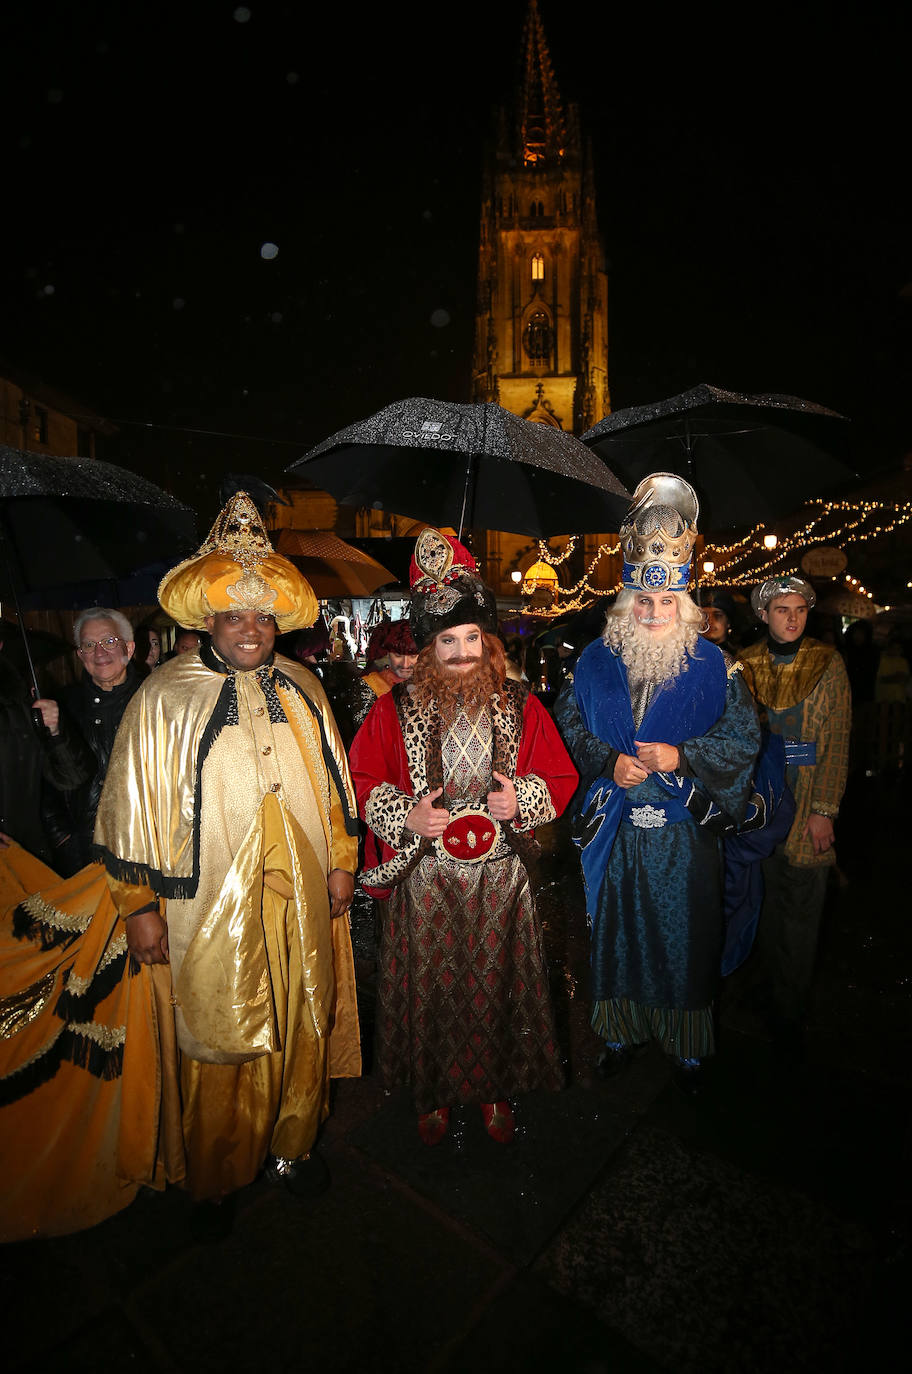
591 998 715 1060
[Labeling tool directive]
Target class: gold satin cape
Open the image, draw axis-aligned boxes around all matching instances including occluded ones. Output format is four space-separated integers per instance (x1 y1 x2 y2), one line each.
96 650 362 1198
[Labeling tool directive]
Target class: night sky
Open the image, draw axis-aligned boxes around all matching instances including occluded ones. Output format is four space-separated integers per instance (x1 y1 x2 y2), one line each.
2 0 908 520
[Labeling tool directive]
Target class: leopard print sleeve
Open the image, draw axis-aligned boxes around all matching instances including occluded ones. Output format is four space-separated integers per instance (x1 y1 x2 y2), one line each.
364 781 422 850
513 772 557 830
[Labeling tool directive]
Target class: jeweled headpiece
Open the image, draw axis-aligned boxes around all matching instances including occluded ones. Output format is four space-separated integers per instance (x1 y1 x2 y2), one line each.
408 528 498 650
620 473 700 592
158 492 319 631
750 576 816 617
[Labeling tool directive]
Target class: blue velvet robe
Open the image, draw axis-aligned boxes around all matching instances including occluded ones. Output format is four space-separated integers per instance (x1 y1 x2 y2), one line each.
555 638 760 1010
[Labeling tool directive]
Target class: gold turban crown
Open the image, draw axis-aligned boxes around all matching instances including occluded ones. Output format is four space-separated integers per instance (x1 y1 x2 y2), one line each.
158 492 320 631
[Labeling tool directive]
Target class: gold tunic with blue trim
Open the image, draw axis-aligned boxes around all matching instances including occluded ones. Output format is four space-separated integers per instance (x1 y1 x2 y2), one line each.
95 646 360 1067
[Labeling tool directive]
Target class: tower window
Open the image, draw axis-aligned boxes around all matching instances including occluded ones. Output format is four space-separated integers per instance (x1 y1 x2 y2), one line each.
524 309 552 362
531 253 544 281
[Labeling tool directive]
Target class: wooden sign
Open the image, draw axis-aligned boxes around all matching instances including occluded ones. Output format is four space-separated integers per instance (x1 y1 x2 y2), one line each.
800 546 848 577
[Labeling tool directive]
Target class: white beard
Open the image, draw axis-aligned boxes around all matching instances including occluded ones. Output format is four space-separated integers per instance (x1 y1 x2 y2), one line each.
605 614 699 687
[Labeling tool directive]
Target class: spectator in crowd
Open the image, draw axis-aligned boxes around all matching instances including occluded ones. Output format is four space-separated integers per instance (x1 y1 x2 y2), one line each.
502 634 527 683
330 619 418 749
170 628 208 657
700 591 741 656
134 625 162 674
49 607 142 871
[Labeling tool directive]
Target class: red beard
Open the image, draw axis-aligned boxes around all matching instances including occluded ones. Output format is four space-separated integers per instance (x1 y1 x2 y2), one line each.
412 633 506 719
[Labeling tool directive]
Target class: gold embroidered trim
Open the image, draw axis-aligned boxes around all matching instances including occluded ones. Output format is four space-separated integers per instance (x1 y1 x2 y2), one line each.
65 933 128 996
0 1025 64 1077
20 893 92 934
0 971 58 1039
225 568 278 613
68 1021 126 1052
283 685 331 820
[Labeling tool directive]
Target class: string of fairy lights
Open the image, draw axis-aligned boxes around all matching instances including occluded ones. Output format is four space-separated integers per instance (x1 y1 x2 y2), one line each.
518 498 912 617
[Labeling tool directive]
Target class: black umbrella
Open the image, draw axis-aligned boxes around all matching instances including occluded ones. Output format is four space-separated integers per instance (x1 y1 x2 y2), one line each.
0 617 70 672
286 397 630 539
0 445 198 695
580 385 855 531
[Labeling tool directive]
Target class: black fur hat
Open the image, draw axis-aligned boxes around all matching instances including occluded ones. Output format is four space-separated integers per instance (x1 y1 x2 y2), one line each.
408 528 499 650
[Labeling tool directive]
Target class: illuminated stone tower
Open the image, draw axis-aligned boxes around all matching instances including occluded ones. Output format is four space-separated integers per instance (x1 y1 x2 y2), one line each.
473 0 611 435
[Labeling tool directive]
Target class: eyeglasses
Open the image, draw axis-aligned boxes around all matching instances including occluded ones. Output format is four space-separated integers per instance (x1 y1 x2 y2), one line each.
78 637 123 655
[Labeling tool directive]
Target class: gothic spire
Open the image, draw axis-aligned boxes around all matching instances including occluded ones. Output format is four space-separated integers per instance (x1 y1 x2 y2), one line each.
517 1 566 168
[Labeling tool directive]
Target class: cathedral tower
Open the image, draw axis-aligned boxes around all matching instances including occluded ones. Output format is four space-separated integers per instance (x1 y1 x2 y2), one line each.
473 1 611 435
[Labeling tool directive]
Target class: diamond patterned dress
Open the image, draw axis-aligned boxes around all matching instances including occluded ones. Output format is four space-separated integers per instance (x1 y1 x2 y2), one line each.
375 702 564 1112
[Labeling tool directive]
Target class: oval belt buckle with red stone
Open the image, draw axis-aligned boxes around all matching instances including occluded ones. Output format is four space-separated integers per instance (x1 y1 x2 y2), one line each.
435 809 501 864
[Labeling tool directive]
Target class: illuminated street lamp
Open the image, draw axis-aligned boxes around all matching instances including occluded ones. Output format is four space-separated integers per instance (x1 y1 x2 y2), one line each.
519 560 554 593
763 533 778 551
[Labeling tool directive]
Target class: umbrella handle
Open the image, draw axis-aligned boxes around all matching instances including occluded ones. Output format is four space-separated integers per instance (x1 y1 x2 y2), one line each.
457 453 475 543
457 405 487 541
30 705 52 743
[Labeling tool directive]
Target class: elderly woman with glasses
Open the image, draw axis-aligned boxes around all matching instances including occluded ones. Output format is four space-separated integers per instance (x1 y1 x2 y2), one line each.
43 607 143 871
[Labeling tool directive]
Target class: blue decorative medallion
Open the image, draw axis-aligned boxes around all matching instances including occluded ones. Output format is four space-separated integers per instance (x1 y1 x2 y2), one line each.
641 562 670 589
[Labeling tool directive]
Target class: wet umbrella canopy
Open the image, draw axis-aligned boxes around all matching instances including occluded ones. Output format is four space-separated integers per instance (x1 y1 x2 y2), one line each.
287 397 630 539
0 446 198 694
273 529 397 599
0 446 198 598
581 385 855 531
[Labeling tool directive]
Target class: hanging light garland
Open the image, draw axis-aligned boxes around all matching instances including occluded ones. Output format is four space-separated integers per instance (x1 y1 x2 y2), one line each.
517 498 912 617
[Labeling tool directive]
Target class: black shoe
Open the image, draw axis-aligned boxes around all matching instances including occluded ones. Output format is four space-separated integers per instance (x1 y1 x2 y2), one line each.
189 1194 236 1243
265 1150 331 1199
669 1057 704 1099
596 1042 644 1079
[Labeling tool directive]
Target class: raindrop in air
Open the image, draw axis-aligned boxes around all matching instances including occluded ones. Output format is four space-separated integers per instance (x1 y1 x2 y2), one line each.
172 298 185 311
233 6 251 22
260 242 279 260
430 309 450 328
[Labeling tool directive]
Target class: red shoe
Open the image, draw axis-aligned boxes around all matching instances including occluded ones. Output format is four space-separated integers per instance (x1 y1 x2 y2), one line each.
418 1107 450 1146
481 1101 515 1144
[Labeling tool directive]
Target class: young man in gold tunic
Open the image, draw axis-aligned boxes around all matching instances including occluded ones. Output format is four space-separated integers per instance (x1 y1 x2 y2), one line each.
738 577 851 1057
